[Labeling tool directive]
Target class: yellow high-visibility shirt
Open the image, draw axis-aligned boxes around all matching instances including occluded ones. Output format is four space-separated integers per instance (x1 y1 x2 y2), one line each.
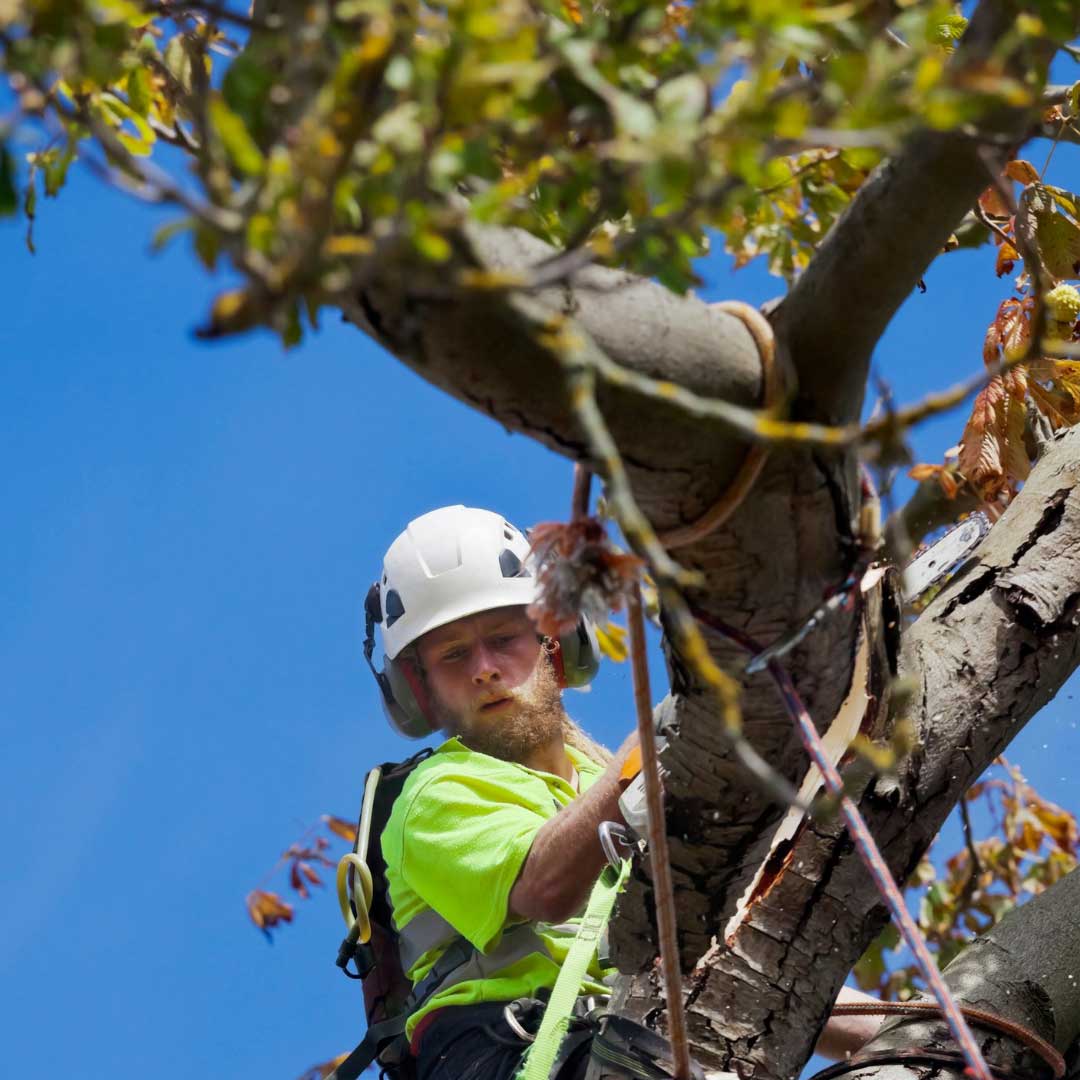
382 737 612 1040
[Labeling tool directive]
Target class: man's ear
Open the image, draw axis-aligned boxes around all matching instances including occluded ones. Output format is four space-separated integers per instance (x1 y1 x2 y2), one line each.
542 636 568 689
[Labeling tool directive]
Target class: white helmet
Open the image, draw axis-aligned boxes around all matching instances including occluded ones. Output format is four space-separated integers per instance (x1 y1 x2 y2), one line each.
363 505 599 738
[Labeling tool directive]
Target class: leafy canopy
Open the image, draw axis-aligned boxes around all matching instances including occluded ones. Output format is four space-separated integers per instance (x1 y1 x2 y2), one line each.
2 0 1076 344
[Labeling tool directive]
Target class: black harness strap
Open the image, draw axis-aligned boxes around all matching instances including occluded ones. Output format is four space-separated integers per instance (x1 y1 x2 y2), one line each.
326 937 478 1080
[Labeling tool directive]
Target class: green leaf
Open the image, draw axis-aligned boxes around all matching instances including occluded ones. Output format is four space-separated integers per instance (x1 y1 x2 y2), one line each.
208 95 266 177
222 49 275 146
193 222 222 269
23 172 37 253
151 217 194 253
1036 210 1080 280
125 66 152 117
42 142 77 198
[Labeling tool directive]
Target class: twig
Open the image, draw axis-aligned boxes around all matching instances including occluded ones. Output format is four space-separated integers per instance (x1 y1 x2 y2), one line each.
972 201 1014 250
582 310 1035 457
627 585 691 1080
955 794 984 911
147 0 269 31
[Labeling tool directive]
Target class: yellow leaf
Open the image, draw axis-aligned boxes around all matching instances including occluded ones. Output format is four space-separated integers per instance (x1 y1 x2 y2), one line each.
323 235 375 257
208 94 265 177
594 620 629 663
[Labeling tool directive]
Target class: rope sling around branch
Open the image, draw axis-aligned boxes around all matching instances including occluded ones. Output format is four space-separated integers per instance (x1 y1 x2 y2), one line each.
657 301 785 549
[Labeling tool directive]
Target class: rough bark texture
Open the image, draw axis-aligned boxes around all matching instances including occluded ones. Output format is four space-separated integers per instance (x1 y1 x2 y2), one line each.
636 425 1080 1078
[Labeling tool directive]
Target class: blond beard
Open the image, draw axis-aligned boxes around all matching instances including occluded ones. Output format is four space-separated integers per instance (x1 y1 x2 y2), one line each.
432 656 567 764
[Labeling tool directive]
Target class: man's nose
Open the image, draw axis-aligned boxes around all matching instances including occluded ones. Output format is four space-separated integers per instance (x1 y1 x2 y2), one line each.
470 644 501 684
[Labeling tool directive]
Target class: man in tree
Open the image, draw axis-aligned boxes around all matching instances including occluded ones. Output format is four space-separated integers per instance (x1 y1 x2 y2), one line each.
369 505 880 1080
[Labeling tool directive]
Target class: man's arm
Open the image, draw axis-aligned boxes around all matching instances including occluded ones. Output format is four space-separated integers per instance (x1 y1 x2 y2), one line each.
509 733 638 924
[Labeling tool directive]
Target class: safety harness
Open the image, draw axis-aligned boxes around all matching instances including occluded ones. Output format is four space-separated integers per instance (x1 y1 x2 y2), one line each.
327 751 640 1080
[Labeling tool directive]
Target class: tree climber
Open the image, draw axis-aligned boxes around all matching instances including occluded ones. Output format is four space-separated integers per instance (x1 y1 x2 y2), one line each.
357 504 881 1080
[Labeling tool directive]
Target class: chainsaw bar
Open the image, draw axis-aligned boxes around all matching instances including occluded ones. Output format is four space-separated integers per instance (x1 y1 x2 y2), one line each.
900 512 990 603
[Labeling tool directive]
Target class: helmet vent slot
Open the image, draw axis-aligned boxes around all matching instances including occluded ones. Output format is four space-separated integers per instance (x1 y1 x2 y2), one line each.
384 589 406 628
499 549 530 579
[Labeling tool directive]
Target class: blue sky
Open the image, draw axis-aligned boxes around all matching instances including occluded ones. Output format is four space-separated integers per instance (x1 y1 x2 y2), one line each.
2 127 1079 1077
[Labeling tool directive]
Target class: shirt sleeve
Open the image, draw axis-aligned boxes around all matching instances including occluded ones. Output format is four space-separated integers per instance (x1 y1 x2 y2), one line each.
395 769 546 952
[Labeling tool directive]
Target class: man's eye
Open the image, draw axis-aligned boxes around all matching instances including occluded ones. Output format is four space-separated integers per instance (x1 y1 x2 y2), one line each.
490 635 517 648
440 648 467 663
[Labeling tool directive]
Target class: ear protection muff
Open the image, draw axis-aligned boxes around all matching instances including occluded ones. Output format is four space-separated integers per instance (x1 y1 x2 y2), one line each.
364 580 602 740
363 582 436 739
558 617 600 689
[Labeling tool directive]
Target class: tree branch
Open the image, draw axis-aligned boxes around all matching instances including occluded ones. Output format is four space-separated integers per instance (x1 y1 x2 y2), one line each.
658 423 1080 1077
775 0 1079 427
854 869 1080 1080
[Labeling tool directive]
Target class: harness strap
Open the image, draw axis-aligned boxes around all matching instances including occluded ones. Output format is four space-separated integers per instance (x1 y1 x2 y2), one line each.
517 862 628 1080
324 1012 406 1080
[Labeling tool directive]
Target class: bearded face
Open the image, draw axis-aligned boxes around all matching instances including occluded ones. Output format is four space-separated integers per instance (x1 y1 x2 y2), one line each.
414 607 567 764
430 650 565 763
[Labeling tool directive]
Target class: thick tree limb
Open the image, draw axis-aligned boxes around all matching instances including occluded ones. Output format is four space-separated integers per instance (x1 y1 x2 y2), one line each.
775 0 1078 427
341 223 770 535
616 424 1080 1078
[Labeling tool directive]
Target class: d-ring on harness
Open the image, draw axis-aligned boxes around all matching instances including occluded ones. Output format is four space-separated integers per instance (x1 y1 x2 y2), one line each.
657 301 785 549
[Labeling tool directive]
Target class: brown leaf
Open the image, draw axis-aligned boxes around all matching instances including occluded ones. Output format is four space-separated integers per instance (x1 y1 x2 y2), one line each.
957 378 1006 491
296 1053 350 1080
908 463 942 481
1002 395 1030 485
323 814 358 843
1029 380 1077 428
979 185 1011 220
995 241 1018 277
246 890 294 940
938 469 960 499
289 861 310 899
1001 301 1032 361
983 320 1003 367
528 518 642 638
1004 159 1040 185
301 862 324 887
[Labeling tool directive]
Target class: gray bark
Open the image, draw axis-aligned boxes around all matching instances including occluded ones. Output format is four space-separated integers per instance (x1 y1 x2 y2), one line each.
634 425 1080 1078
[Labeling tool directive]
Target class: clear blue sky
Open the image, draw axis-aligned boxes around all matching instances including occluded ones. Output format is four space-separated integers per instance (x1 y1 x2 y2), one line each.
2 128 1078 1078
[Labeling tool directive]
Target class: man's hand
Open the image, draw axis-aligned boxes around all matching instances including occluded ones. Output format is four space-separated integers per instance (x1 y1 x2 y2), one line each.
508 732 639 925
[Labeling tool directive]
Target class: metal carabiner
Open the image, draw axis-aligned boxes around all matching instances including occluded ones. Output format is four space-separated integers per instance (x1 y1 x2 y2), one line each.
598 820 635 871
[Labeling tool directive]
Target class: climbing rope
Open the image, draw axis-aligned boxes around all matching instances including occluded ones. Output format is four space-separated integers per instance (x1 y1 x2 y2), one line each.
657 301 785 549
627 583 692 1080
